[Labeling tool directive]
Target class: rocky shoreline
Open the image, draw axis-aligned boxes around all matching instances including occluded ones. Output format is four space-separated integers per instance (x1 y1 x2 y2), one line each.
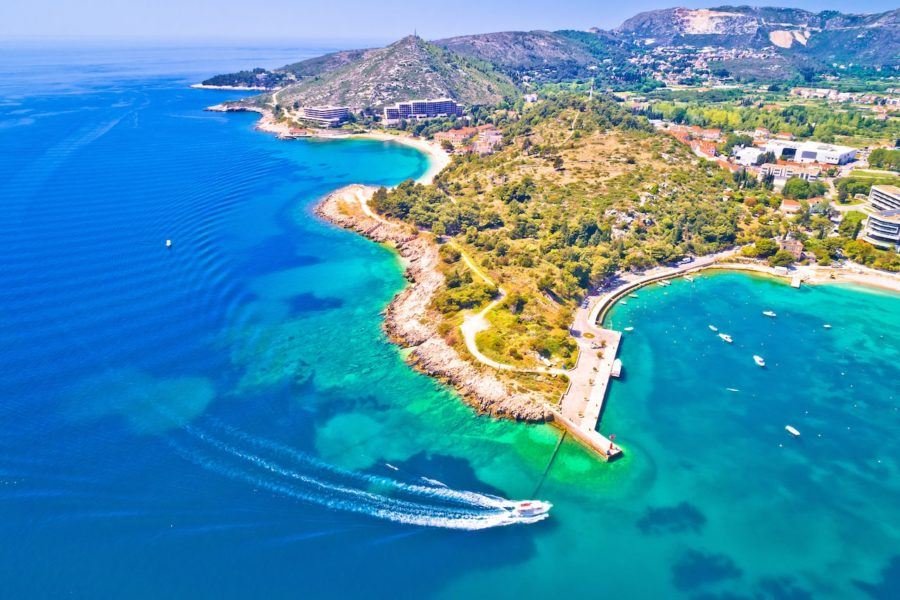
315 185 553 423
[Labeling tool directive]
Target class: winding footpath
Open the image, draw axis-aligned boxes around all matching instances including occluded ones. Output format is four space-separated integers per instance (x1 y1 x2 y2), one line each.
454 244 568 377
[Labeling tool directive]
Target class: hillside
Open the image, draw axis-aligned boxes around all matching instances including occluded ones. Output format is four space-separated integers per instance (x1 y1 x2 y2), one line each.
616 6 900 67
265 36 517 111
433 30 640 84
203 6 900 100
369 94 741 375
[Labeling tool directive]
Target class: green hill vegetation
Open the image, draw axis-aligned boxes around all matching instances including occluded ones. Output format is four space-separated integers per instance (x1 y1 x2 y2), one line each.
268 36 517 112
647 100 900 145
371 94 745 369
433 29 645 86
201 68 290 89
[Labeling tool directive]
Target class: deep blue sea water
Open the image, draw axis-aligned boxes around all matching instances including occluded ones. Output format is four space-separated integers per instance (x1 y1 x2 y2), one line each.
1 44 899 599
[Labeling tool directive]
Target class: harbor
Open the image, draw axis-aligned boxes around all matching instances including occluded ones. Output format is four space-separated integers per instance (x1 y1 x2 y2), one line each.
555 249 740 460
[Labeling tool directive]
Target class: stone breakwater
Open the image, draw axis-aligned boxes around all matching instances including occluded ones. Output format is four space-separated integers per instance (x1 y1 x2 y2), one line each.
315 185 553 423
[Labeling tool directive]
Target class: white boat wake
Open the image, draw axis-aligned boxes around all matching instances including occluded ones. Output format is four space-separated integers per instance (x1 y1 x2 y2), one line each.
170 422 550 531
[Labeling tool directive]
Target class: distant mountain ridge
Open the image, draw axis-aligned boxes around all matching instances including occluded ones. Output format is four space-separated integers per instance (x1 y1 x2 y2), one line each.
203 5 900 110
615 6 900 65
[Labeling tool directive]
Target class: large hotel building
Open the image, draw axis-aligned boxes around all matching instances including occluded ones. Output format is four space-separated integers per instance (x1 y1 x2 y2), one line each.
863 185 900 251
299 106 350 128
383 98 462 125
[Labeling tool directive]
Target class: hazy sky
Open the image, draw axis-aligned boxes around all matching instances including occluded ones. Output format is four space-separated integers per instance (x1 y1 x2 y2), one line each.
3 0 897 42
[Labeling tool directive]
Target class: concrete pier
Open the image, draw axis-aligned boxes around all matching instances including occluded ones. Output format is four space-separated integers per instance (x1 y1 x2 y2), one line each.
558 308 623 460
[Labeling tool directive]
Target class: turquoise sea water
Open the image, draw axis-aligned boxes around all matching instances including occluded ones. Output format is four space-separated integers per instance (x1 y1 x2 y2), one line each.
1 45 898 598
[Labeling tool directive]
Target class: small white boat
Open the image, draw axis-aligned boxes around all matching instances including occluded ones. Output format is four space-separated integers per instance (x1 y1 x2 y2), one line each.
658 280 671 287
629 293 639 299
511 500 552 518
684 275 694 282
785 425 800 437
165 239 173 248
708 325 718 332
762 310 776 318
620 300 628 305
611 358 623 377
753 355 766 367
823 324 832 329
624 326 634 332
718 333 733 343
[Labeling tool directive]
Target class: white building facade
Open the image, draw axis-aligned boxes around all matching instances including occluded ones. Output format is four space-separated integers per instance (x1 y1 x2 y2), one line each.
764 140 857 165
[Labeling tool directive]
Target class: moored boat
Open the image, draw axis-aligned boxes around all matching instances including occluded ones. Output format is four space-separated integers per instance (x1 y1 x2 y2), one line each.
753 355 766 367
708 325 718 332
763 310 776 318
718 333 733 343
611 358 623 377
785 425 800 437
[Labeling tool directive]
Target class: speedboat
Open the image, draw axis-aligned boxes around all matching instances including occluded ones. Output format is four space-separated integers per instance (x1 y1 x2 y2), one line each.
511 500 552 518
658 280 671 287
753 355 766 367
629 293 639 298
823 324 832 329
762 310 776 318
708 325 718 332
624 326 634 332
165 239 173 248
785 425 800 437
684 275 694 282
718 333 733 343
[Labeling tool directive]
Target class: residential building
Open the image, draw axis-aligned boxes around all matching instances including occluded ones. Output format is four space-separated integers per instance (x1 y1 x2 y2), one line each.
733 146 763 166
383 98 462 125
764 140 857 165
299 105 350 128
686 125 722 141
759 163 821 182
779 237 804 259
434 125 501 155
780 199 802 214
473 129 503 155
863 210 900 250
868 185 900 212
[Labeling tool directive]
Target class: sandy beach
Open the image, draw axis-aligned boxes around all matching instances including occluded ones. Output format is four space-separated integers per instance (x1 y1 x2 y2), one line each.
707 261 900 295
215 105 451 185
346 131 450 185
